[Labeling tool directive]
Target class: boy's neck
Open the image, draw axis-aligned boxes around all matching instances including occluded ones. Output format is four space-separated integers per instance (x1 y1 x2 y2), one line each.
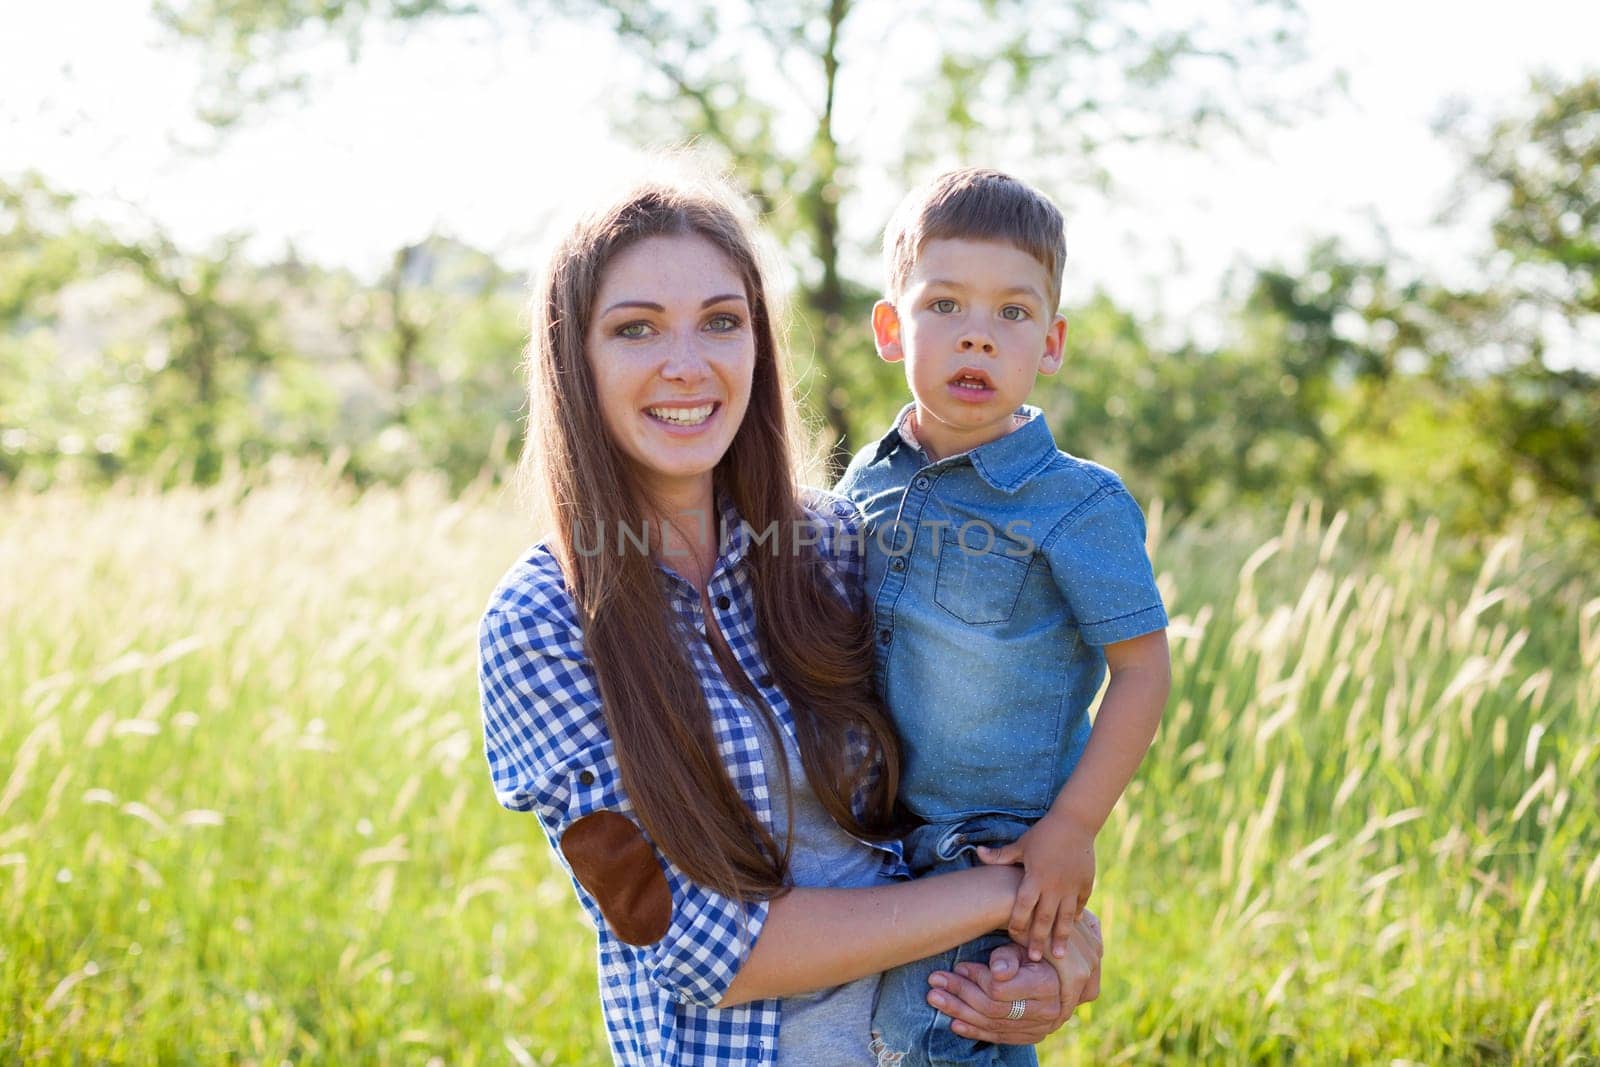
906 406 1029 463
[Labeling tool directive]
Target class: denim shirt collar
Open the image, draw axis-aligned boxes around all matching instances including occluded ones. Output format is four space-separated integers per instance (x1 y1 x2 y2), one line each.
872 402 1058 494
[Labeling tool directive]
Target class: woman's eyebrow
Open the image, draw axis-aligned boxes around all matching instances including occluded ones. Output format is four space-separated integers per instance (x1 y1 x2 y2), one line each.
600 300 664 316
599 294 746 316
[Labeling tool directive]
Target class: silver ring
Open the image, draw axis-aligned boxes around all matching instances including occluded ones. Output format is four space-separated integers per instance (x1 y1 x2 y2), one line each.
1006 998 1026 1021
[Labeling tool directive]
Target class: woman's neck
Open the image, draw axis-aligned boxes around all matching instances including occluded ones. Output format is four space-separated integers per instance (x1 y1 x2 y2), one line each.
648 482 720 592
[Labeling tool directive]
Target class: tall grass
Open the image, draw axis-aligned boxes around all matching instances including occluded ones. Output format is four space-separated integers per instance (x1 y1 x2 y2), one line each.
2 476 1596 1064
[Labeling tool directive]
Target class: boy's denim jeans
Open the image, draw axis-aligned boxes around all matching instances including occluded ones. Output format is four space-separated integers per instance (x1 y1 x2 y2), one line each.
871 815 1038 1067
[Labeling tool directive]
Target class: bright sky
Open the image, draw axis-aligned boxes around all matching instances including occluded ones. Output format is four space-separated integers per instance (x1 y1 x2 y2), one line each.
4 0 1598 346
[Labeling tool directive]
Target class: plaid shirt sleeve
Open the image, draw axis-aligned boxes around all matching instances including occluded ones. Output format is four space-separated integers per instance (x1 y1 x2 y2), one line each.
802 489 869 617
478 566 769 1010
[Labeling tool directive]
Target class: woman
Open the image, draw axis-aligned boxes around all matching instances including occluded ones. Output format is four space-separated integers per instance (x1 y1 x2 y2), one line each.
479 170 1101 1065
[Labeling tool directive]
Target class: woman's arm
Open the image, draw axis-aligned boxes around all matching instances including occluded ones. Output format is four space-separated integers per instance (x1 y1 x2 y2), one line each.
717 864 1021 1007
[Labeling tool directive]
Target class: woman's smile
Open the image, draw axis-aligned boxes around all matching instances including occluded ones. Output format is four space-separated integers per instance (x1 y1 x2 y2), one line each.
644 400 720 427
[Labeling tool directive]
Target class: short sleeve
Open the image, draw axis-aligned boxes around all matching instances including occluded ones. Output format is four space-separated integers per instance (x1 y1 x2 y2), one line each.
478 602 768 1007
1042 487 1168 646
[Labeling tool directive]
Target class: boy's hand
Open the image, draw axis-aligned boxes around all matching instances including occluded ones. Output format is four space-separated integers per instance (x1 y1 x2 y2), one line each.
976 812 1096 962
983 908 1103 1015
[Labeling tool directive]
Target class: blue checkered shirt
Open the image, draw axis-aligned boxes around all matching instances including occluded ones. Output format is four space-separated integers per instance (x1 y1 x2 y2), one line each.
480 491 907 1065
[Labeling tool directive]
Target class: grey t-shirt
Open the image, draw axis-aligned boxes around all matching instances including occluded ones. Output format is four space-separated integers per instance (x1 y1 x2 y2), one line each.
750 708 896 1067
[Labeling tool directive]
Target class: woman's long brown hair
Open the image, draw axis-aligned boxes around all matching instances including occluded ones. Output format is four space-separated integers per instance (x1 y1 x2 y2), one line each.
520 173 900 899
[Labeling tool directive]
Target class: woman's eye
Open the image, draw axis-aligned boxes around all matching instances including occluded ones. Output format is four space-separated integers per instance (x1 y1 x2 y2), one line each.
616 322 652 339
1000 305 1028 321
705 313 742 332
932 298 958 314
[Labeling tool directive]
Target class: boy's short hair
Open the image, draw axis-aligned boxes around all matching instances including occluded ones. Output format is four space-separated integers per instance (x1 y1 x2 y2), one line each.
883 168 1067 311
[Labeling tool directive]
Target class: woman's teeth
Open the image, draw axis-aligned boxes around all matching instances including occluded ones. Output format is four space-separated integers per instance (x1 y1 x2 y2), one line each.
647 404 715 425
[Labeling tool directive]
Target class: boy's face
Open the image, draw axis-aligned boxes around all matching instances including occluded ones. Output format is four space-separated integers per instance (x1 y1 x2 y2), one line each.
873 238 1066 460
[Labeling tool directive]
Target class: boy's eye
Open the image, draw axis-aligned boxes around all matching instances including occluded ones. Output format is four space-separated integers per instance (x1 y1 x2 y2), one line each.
616 322 653 339
705 313 742 332
931 298 958 314
1000 305 1029 321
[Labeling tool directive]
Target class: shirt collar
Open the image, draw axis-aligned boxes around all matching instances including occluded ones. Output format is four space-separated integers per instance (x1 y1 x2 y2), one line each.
875 402 1057 493
714 487 749 567
651 488 749 593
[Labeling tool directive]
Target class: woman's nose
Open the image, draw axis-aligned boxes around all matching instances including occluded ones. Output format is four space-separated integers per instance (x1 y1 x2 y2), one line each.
660 333 712 381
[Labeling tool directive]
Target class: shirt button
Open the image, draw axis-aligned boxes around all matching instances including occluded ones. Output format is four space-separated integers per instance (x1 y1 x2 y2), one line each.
877 628 891 645
716 595 731 610
757 674 774 688
914 476 931 491
891 557 906 572
577 770 595 786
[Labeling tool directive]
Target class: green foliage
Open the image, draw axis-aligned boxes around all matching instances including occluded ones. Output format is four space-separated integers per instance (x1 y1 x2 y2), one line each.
0 175 94 323
7 68 1599 544
1 178 526 490
1040 295 1349 515
3 479 1596 1062
1465 363 1600 525
1456 74 1600 522
1468 73 1600 316
154 0 1312 466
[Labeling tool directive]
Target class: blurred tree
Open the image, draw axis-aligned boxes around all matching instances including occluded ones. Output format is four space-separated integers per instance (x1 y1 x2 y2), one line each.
155 0 1313 470
2 168 524 490
0 175 92 324
1467 73 1600 318
1229 243 1502 529
351 235 527 486
368 235 513 422
1 175 105 481
2 172 304 484
115 233 290 482
1459 73 1600 520
1036 295 1290 515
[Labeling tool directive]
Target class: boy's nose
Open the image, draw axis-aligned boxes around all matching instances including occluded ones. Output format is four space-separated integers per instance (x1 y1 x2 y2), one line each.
959 333 996 354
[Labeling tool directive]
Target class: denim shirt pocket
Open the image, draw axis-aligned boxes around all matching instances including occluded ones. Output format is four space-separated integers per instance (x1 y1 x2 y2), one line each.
933 531 1033 625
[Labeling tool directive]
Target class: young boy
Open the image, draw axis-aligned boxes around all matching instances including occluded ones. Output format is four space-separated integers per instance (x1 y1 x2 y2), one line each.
837 169 1171 1066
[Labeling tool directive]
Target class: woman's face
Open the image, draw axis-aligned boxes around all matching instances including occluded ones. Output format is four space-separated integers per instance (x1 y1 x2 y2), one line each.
586 234 756 510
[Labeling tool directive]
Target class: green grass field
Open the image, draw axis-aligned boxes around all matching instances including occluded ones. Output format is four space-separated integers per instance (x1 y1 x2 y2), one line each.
3 475 1597 1064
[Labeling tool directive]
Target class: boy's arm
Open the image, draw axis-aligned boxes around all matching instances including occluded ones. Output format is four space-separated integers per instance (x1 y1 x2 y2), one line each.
1050 628 1171 834
978 628 1170 960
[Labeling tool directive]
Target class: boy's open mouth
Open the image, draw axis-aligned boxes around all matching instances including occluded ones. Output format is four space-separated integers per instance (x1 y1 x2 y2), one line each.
948 368 995 394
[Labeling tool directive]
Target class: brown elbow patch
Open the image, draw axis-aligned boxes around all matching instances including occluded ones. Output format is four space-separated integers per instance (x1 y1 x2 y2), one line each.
560 811 672 946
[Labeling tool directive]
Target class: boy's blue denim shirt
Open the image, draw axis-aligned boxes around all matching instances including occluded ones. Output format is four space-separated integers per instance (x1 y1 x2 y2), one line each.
836 403 1167 825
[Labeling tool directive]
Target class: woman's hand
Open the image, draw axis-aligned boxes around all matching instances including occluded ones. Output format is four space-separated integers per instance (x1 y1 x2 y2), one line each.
925 911 1103 1044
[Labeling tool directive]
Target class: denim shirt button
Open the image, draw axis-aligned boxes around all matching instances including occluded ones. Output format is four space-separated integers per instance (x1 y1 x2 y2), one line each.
877 628 891 645
891 557 906 572
914 476 931 491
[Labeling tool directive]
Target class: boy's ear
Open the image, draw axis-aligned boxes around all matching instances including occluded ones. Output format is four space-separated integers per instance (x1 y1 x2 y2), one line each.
1038 313 1067 375
871 300 904 363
